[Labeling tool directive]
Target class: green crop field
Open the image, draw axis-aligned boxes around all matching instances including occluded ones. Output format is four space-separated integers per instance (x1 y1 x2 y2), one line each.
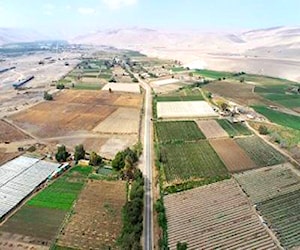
160 141 228 182
235 136 286 167
171 67 186 72
73 83 102 90
155 121 205 143
27 166 92 210
193 69 232 79
253 105 300 130
257 189 300 249
263 93 300 108
217 119 252 137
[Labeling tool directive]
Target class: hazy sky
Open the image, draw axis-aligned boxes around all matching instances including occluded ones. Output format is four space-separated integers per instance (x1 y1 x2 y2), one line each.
0 0 299 37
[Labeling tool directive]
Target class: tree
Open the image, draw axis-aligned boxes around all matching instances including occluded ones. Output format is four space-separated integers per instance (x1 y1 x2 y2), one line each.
74 144 85 162
55 145 69 162
240 77 245 83
89 151 102 166
44 91 53 100
258 125 268 135
177 242 188 250
220 102 229 111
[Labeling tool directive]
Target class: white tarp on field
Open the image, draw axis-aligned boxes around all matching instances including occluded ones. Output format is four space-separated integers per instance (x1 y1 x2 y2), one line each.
102 83 140 93
0 156 60 218
152 78 179 86
157 101 218 118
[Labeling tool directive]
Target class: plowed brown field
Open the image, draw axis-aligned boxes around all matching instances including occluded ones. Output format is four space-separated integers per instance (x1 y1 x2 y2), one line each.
0 120 30 143
57 180 126 250
196 120 228 139
209 139 257 172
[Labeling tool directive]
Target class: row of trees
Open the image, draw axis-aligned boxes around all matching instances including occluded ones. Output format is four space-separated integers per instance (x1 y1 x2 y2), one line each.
118 170 144 250
55 144 102 166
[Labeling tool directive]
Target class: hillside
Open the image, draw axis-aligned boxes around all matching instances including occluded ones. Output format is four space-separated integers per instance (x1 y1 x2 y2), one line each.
0 28 48 45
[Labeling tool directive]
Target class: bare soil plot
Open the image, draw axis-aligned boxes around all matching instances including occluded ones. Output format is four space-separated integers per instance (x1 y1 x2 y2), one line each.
113 95 143 108
234 163 300 203
93 107 140 134
56 180 126 250
196 120 228 139
0 152 20 165
209 139 257 172
9 90 142 138
0 120 30 143
100 136 137 159
165 179 278 250
102 83 140 93
157 101 217 119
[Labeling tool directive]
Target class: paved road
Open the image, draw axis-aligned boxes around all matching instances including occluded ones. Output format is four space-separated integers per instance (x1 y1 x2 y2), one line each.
137 75 154 250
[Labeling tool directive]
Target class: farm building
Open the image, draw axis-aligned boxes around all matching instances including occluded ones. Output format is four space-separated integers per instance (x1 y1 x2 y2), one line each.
0 156 61 220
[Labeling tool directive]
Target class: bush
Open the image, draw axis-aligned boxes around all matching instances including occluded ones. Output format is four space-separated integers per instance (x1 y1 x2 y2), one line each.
43 91 53 100
258 125 268 135
89 151 102 166
56 83 65 89
74 144 85 162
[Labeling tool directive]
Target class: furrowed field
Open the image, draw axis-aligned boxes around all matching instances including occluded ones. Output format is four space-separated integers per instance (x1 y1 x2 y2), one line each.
159 141 229 183
217 119 252 137
155 121 205 143
156 88 204 102
257 190 300 249
0 166 92 248
235 136 286 167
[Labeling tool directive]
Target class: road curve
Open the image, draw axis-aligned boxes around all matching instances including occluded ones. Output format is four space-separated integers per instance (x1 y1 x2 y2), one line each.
137 75 154 250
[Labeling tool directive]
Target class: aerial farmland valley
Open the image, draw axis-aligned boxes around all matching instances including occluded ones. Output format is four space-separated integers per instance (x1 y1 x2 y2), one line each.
0 1 300 250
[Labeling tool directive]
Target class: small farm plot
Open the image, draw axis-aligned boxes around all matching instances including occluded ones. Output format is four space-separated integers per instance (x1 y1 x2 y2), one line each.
102 83 140 93
165 179 278 250
0 166 92 247
93 107 140 134
196 120 228 139
155 121 205 143
156 88 204 102
56 180 126 250
234 163 300 204
257 190 300 249
235 136 286 167
209 139 257 172
157 101 217 119
160 141 228 183
0 120 30 143
217 119 252 137
152 78 180 86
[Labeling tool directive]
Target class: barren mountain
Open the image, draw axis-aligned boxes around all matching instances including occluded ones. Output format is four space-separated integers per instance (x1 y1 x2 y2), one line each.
73 26 300 81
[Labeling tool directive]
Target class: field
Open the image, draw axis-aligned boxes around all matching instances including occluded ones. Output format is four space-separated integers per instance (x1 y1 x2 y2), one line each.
209 139 257 172
160 141 228 183
9 90 142 138
93 107 140 134
165 179 278 250
217 119 252 137
102 83 140 93
156 88 204 102
252 105 300 130
193 69 233 79
257 190 300 249
56 180 126 250
157 101 217 119
235 163 300 204
0 166 92 248
155 121 205 143
203 80 265 106
235 136 286 167
0 120 30 143
196 120 228 139
0 152 20 165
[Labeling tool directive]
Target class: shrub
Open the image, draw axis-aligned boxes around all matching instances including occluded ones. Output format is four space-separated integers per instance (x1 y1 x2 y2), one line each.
258 125 268 135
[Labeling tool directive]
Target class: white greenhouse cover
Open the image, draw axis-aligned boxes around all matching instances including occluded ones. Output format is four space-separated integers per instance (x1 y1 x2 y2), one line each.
0 156 60 218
